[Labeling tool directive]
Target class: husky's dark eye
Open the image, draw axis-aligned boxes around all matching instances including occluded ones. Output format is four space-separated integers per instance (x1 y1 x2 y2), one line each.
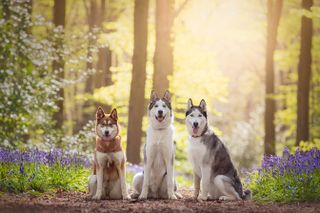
162 104 166 108
198 114 202 117
155 105 158 108
190 114 194 117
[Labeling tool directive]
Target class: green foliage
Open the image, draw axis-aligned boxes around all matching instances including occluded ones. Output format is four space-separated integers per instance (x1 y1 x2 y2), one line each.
245 170 320 203
0 0 103 149
299 140 320 151
245 147 320 203
0 0 60 147
0 162 90 193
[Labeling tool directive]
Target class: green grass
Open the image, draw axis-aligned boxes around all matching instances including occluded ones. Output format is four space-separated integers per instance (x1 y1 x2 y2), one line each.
0 162 90 193
244 170 320 203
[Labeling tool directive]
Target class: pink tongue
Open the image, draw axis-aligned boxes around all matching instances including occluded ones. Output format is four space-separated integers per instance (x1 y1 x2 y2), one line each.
193 128 198 134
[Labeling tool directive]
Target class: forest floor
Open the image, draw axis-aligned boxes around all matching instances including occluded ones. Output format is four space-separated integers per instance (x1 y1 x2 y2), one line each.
0 188 319 213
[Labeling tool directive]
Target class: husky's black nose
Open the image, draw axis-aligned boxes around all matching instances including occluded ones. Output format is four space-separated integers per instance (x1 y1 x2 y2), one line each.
158 110 163 116
193 122 199 128
105 130 109 136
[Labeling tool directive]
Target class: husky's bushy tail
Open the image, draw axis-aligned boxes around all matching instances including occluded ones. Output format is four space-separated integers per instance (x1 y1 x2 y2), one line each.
242 189 252 200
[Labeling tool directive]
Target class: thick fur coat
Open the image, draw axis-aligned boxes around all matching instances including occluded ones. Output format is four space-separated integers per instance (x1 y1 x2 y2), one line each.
88 107 130 200
186 99 251 201
132 90 178 200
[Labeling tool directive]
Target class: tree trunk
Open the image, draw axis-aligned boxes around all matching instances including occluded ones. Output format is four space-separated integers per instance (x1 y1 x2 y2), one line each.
85 0 98 94
264 0 282 155
296 0 313 146
153 0 174 95
95 0 113 89
53 0 66 129
126 0 149 164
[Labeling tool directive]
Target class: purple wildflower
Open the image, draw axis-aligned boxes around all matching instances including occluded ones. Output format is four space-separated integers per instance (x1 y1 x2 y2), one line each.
19 163 25 176
260 147 320 176
127 164 143 174
0 147 91 168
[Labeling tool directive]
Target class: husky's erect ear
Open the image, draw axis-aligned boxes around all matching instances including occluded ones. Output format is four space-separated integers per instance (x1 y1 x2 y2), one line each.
199 99 207 112
96 106 105 120
163 90 171 102
150 90 158 102
110 108 118 121
187 98 193 111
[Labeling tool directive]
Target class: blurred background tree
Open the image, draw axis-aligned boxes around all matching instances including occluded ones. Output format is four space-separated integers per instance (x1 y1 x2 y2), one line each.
0 0 320 181
264 0 283 155
127 0 149 164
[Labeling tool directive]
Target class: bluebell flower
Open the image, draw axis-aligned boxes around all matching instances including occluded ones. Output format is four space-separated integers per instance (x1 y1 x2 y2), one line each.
20 163 25 176
0 147 91 168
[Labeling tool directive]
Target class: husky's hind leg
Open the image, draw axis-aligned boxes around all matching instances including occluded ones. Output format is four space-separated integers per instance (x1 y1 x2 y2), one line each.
131 172 143 199
88 175 97 198
208 182 220 200
213 175 241 201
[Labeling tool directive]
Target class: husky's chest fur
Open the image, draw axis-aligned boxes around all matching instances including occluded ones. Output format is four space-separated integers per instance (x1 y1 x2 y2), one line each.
188 136 207 177
146 125 174 180
96 151 124 168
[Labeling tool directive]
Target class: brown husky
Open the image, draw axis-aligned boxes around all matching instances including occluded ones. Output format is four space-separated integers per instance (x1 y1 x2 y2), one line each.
88 107 130 200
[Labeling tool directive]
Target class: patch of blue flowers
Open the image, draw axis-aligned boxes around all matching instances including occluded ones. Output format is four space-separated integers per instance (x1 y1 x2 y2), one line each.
0 148 91 193
261 147 320 176
0 148 91 168
244 147 320 203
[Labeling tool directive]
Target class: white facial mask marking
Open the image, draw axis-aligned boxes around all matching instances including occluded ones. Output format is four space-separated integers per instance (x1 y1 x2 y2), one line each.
186 109 207 136
97 123 117 140
150 99 170 122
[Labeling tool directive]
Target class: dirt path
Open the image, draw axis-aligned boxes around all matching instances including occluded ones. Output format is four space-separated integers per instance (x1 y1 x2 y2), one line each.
0 189 319 213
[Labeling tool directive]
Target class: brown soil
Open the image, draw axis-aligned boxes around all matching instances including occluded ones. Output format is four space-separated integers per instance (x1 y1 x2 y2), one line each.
0 189 319 213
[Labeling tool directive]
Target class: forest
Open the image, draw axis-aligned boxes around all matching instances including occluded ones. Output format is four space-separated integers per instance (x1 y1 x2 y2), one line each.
0 0 320 211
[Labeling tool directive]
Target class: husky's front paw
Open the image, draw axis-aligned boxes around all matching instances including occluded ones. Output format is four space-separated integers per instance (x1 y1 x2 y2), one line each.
197 194 207 201
168 194 177 200
138 192 148 200
168 191 177 200
175 192 183 199
123 194 131 200
92 193 102 200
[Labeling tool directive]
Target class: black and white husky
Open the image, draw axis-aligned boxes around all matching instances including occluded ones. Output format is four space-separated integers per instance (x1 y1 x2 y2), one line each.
132 90 179 200
185 99 251 201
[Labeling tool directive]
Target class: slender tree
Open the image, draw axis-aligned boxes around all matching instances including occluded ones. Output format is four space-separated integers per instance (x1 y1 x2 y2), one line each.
264 0 283 155
126 0 149 164
53 0 66 129
296 0 313 146
153 0 174 95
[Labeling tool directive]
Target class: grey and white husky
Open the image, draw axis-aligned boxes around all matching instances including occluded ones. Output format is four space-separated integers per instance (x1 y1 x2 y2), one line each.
132 90 180 200
185 99 251 201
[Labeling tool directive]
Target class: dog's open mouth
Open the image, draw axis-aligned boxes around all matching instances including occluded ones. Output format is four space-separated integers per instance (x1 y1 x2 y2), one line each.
192 127 199 135
102 135 110 141
155 115 166 122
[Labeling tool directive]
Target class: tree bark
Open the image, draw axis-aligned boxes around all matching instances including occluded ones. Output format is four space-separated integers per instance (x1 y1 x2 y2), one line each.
153 0 174 95
53 0 66 129
95 0 113 89
296 0 313 146
85 0 98 94
264 0 282 155
126 0 149 164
